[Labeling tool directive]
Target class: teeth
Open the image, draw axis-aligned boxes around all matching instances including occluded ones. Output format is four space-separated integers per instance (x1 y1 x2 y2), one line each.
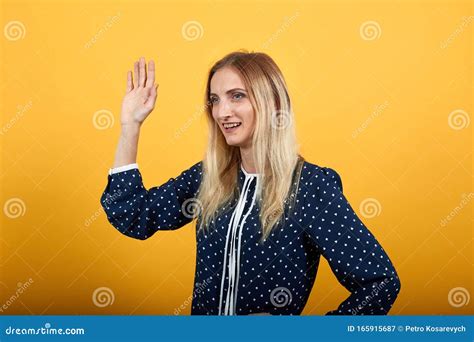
223 123 241 129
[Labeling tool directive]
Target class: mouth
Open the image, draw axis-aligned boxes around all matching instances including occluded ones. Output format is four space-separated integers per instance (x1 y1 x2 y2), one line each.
222 122 242 133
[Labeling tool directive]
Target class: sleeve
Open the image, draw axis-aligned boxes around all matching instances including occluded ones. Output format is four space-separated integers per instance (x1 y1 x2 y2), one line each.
109 163 139 175
100 161 203 240
304 166 401 315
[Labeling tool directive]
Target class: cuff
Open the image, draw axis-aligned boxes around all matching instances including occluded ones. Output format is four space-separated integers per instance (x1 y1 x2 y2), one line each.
109 163 139 175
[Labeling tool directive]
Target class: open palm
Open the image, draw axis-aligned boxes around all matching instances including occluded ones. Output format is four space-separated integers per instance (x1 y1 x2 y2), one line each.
121 57 159 126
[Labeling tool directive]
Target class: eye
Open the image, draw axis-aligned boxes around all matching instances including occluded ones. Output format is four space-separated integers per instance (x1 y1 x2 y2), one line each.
233 92 245 100
209 97 218 105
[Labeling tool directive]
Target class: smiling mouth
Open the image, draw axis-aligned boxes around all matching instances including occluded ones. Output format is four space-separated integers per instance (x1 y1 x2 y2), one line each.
223 122 242 132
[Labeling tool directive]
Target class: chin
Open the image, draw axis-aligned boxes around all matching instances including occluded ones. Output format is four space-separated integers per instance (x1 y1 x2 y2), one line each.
224 137 247 147
222 132 250 147
225 140 242 147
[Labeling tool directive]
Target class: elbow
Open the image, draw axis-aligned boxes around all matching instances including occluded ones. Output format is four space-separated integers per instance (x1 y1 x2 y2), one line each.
103 211 154 241
372 271 401 297
391 274 401 299
117 222 154 241
380 272 401 299
369 273 401 314
101 199 154 241
128 234 151 241
388 263 402 298
382 274 401 314
379 262 402 305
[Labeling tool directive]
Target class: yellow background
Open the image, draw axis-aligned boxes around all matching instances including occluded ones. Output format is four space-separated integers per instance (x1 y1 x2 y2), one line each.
1 0 472 315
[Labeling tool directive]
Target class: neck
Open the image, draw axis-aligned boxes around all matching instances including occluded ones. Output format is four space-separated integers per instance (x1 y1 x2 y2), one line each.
240 146 256 173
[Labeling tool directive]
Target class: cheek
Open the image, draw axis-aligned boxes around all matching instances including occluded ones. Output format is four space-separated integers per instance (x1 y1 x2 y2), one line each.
243 107 255 131
211 110 219 124
240 102 255 124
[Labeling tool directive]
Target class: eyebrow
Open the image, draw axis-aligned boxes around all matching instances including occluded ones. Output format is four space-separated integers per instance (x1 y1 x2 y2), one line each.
209 88 247 97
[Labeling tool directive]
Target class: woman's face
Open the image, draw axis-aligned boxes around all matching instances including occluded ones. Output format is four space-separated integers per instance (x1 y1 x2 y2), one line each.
209 67 255 149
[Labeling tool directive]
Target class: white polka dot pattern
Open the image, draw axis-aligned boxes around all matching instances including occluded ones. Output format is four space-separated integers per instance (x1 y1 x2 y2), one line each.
100 161 401 315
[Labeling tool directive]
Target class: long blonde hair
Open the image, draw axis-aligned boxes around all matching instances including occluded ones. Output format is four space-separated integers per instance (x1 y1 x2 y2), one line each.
197 50 303 242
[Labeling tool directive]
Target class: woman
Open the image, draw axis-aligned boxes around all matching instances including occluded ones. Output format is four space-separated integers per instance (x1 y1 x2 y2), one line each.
100 51 401 315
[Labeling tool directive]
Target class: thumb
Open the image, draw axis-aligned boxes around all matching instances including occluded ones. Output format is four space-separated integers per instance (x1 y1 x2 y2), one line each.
149 84 158 97
144 84 158 106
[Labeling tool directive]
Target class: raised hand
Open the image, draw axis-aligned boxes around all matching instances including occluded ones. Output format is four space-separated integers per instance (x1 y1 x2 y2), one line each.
120 57 159 126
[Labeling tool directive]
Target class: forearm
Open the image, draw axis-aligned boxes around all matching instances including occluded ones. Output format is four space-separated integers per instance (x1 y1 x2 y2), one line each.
325 275 401 315
113 123 141 168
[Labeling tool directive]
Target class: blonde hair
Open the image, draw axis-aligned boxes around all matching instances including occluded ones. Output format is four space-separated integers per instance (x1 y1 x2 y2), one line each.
197 50 303 242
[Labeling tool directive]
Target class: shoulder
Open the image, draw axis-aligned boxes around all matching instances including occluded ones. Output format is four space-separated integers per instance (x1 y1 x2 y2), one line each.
178 160 203 179
301 161 343 193
168 161 203 195
188 160 203 173
170 160 203 187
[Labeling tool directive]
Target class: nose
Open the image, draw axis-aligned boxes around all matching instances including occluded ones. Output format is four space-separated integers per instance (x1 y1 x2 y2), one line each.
215 98 232 120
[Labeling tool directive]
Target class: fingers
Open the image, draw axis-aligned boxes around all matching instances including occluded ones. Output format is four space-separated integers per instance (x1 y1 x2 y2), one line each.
133 61 139 88
126 71 133 92
131 57 153 89
138 57 146 87
145 60 155 88
144 83 159 109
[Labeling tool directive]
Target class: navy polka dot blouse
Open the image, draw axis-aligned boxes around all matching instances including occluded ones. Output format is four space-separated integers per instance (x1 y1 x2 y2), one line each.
100 160 401 315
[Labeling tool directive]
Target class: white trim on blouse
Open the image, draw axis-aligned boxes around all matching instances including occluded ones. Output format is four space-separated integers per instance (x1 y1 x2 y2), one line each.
109 163 138 175
110 163 259 177
240 164 260 177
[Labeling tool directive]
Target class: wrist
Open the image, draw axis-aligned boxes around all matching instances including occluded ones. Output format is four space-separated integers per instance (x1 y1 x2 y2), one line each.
121 122 141 135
